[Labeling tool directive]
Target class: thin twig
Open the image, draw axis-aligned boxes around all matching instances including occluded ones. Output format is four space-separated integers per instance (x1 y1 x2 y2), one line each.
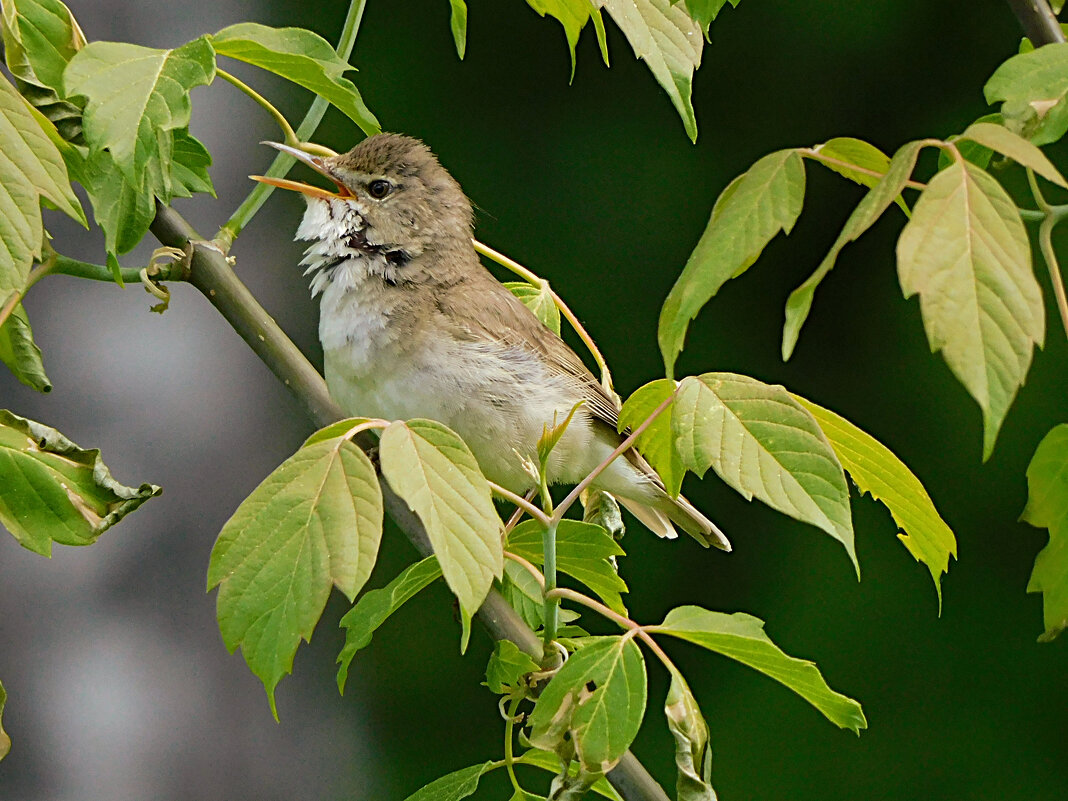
1028 169 1068 339
217 68 301 147
491 482 553 528
504 551 546 590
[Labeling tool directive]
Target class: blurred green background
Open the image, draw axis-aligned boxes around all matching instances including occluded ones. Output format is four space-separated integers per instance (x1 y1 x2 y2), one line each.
1 1 1066 799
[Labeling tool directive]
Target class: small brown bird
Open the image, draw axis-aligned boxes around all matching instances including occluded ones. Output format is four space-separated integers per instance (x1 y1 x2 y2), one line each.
253 134 729 550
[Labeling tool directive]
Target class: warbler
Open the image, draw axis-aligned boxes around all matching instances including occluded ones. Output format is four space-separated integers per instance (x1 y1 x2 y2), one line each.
253 134 729 550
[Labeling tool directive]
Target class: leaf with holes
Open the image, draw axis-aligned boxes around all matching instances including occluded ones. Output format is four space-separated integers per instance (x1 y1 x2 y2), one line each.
619 378 683 498
649 606 866 732
505 281 561 335
211 23 379 136
673 373 856 571
379 419 503 617
1021 424 1068 642
659 149 805 377
897 160 1043 460
797 396 957 607
0 409 160 555
207 434 383 717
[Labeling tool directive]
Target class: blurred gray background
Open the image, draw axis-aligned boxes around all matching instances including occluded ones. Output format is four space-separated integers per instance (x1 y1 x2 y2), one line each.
1 1 1066 799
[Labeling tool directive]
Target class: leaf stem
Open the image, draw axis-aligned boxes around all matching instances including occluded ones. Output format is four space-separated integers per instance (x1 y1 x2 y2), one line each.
550 392 673 526
0 250 57 329
490 482 552 528
541 518 560 654
215 0 369 249
799 148 927 191
217 68 301 147
503 695 524 796
473 238 616 396
1027 168 1068 339
504 551 546 589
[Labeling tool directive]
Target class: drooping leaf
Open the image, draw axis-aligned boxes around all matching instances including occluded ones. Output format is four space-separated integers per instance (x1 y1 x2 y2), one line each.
0 409 160 555
505 281 562 335
515 750 624 800
679 0 738 32
806 137 909 212
0 71 85 297
207 434 384 717
956 121 1068 187
529 636 647 773
0 678 8 761
337 556 442 692
673 373 856 570
0 300 50 392
796 396 957 607
526 0 605 77
1021 424 1068 642
400 761 498 801
508 520 628 615
782 141 922 360
448 0 468 59
598 0 704 141
484 639 540 694
649 606 866 732
659 149 805 377
77 146 156 258
665 669 715 801
985 42 1068 145
618 378 683 497
379 419 503 617
211 23 379 136
170 128 214 198
1 0 86 141
897 160 1044 460
939 114 1004 173
63 36 216 196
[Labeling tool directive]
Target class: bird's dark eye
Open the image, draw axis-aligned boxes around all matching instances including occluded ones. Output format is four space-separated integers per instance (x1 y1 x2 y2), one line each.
367 179 392 199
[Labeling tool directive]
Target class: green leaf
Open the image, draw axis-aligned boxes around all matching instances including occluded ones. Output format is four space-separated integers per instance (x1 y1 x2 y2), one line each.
400 761 498 801
939 115 1002 173
526 0 603 77
807 137 909 213
1021 424 1068 642
985 42 1068 145
618 378 683 497
337 556 442 692
448 0 468 59
650 606 866 732
78 146 157 258
207 434 383 717
1 0 86 142
499 561 581 630
379 419 503 617
0 409 160 555
508 520 628 615
0 71 85 298
782 141 922 360
673 373 856 571
680 0 736 32
515 750 624 800
529 636 647 773
170 128 214 198
505 281 562 335
897 160 1044 460
599 0 704 141
0 300 50 392
665 670 715 801
957 121 1068 188
0 677 10 761
63 37 215 196
659 149 805 377
796 396 957 608
211 23 379 136
484 639 540 694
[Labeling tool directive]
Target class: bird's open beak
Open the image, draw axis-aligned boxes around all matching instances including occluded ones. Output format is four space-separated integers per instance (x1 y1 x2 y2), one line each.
249 142 353 200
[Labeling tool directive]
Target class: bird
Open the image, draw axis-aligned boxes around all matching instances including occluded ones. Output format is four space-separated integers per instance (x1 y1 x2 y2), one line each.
252 133 729 551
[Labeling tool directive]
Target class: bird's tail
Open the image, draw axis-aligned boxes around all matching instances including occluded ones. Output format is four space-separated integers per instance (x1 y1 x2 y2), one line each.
617 494 731 551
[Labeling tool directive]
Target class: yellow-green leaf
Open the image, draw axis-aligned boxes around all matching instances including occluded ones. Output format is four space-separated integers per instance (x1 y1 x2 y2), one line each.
958 122 1068 187
504 281 561 335
1021 424 1068 642
618 378 683 497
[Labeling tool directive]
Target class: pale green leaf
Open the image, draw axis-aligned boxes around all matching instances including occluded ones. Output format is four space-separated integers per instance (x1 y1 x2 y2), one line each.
0 409 160 555
337 556 442 692
211 23 379 136
782 141 922 360
665 669 714 801
379 419 503 617
508 519 628 615
515 750 624 800
618 378 683 497
63 37 215 195
598 0 704 141
985 42 1068 145
807 137 909 212
796 396 957 607
0 300 50 392
939 114 1003 173
0 678 8 761
526 0 599 77
1021 424 1068 642
170 128 214 198
958 121 1068 187
484 639 540 694
207 435 383 716
673 373 856 571
505 281 562 335
650 606 866 732
529 636 647 773
302 417 375 447
400 761 498 801
659 149 805 377
0 71 85 296
448 0 468 59
897 160 1044 460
